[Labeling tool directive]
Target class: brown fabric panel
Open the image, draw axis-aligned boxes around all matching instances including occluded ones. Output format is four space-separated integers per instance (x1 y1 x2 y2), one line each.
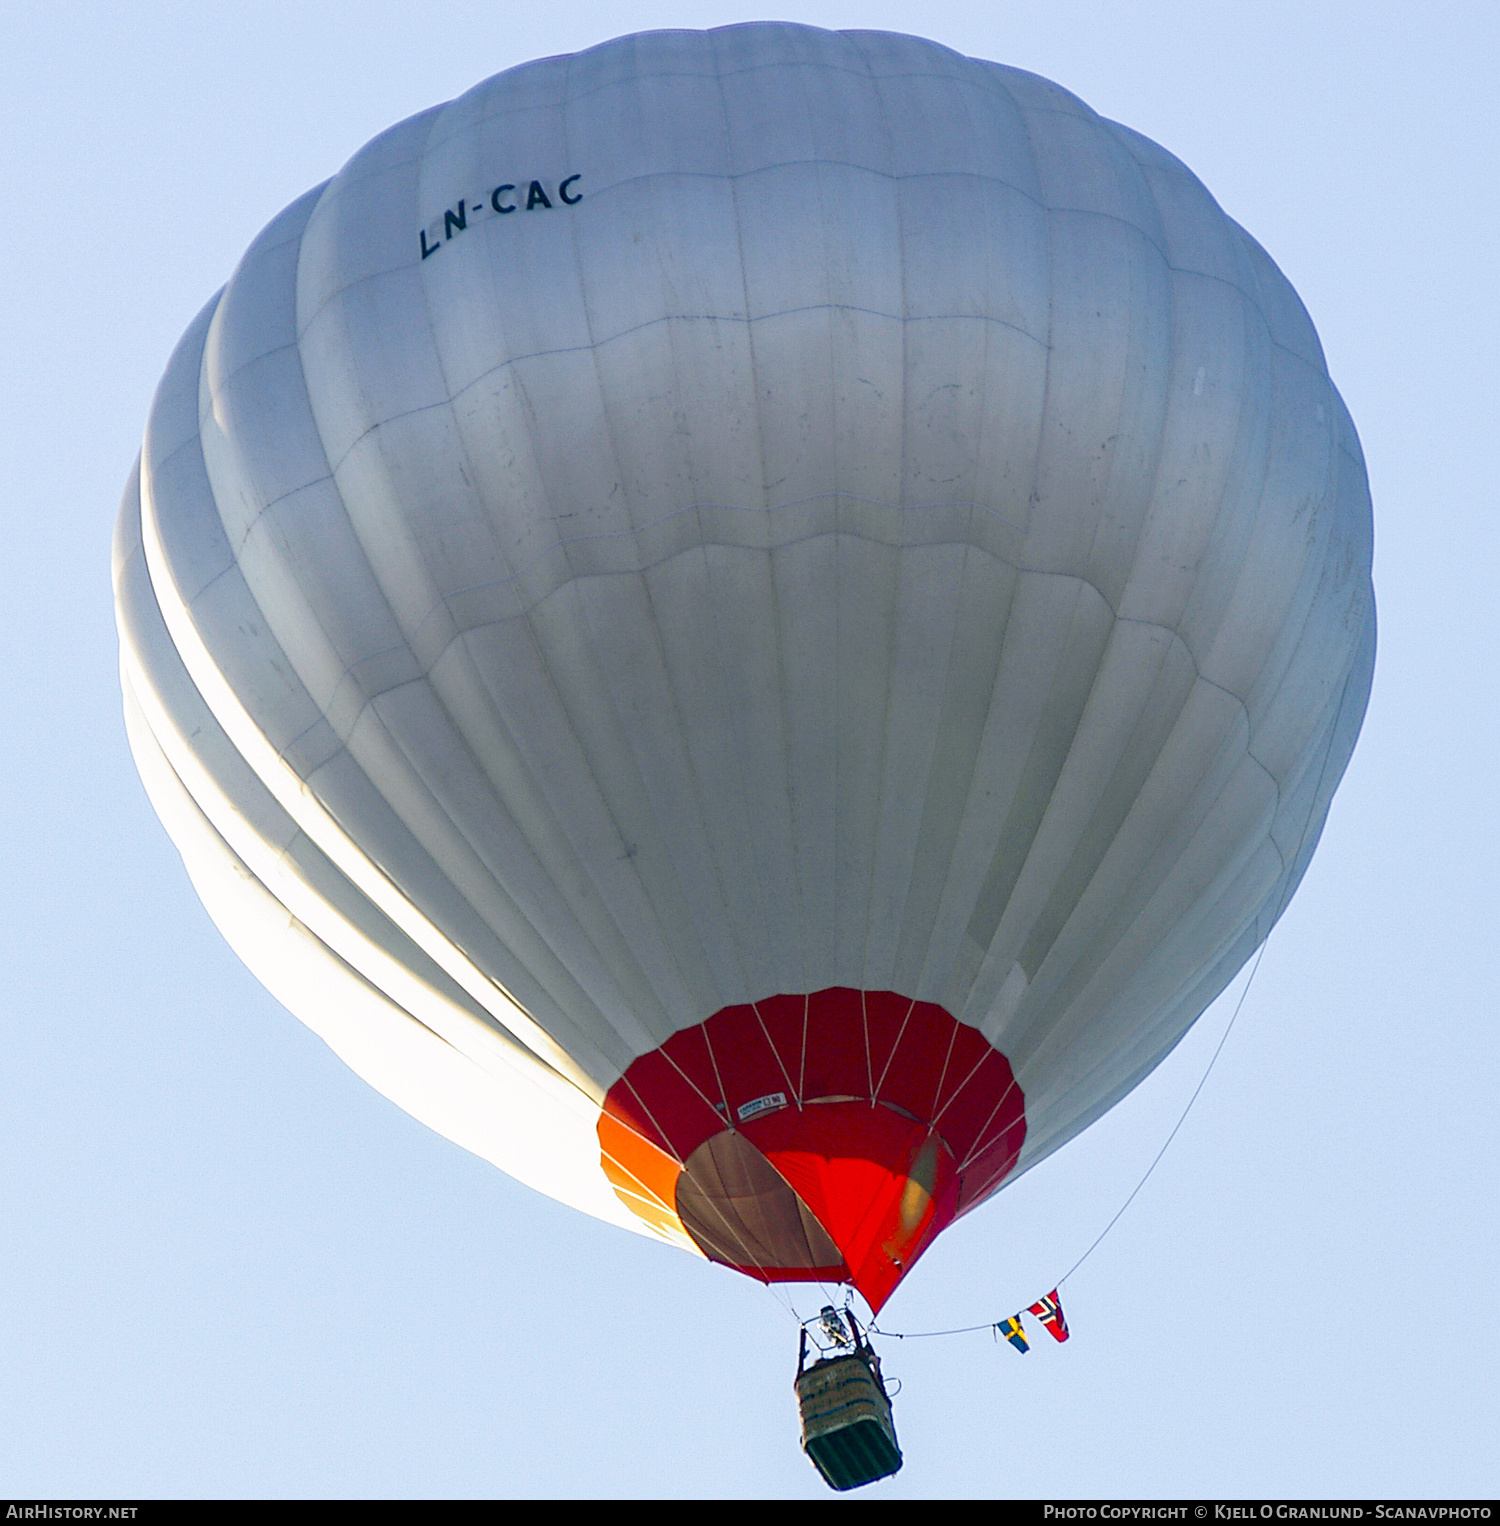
676 1129 844 1273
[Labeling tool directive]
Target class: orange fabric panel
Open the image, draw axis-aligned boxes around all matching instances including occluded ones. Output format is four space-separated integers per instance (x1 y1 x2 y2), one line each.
598 1107 686 1241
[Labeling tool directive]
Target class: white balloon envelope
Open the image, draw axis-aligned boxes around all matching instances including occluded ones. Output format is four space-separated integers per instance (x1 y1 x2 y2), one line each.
115 24 1374 1312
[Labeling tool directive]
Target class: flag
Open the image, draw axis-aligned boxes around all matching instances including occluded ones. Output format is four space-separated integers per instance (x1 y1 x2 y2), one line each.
997 1316 1029 1353
1027 1289 1070 1342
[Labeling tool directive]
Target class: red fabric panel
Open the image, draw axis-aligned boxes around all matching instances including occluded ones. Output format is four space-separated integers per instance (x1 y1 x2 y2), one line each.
660 1022 720 1118
862 990 919 1096
747 993 809 1095
741 1101 960 1311
700 1002 794 1118
954 1115 1029 1216
873 997 956 1122
604 1045 721 1164
798 986 866 1100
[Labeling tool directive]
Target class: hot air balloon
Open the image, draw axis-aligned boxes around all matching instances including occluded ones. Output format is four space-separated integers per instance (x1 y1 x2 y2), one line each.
114 23 1374 1335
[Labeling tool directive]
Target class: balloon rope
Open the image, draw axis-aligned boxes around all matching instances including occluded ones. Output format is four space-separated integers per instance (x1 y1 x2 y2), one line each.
1052 943 1265 1287
867 955 1259 1342
871 674 1357 1343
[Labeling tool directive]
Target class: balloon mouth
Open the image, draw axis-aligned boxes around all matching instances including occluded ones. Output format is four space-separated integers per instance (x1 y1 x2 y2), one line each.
676 1101 960 1311
597 989 1025 1312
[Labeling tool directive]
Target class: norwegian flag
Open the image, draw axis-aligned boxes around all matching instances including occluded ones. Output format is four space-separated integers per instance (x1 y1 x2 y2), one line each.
1027 1289 1070 1343
997 1316 1030 1353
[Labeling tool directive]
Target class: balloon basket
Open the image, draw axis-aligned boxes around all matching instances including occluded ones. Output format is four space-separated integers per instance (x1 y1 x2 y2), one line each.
795 1317 902 1491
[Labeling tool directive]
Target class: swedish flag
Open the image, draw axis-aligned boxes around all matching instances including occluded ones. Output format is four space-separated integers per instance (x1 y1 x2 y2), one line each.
998 1316 1029 1353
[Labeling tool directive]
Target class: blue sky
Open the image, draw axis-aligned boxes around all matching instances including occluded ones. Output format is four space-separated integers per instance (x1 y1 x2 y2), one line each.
1 0 1496 1498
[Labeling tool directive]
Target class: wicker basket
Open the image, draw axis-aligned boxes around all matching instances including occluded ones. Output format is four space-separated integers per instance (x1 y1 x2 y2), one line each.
796 1352 903 1490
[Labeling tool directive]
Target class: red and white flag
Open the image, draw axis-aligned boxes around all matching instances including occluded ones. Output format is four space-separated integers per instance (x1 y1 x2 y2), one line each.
1027 1289 1070 1342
